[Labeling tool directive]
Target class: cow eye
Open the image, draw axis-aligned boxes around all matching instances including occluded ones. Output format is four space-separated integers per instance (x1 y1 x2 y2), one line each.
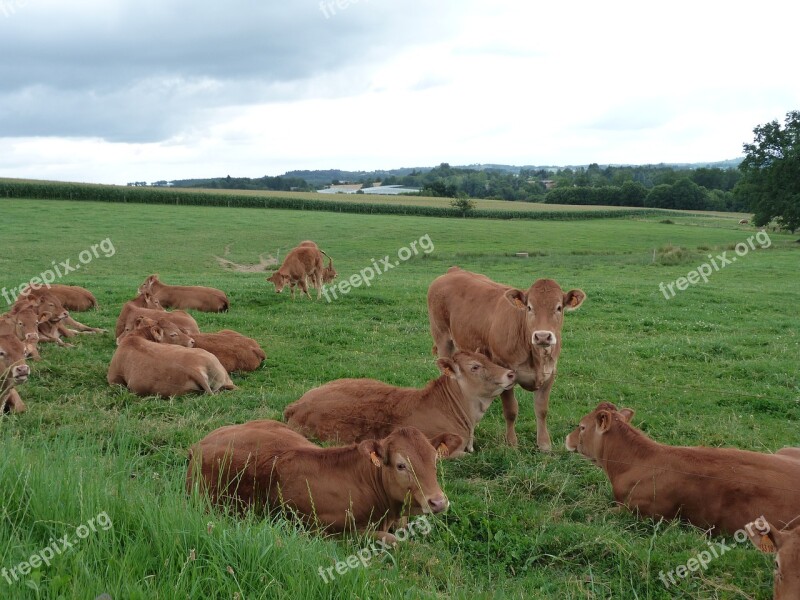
396 463 407 471
527 305 532 312
0 350 6 358
556 305 563 313
579 424 586 431
470 364 481 373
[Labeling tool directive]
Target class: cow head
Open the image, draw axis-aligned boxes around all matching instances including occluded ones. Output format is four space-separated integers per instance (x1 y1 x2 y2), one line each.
138 274 160 296
29 293 69 323
0 334 30 390
360 427 462 516
131 292 163 310
437 351 516 400
153 320 195 347
565 402 635 464
504 279 585 353
322 260 337 284
745 518 800 600
267 271 290 293
2 310 38 345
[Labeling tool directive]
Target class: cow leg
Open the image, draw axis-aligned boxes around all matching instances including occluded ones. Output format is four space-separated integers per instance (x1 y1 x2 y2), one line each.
299 278 312 300
533 378 554 452
63 316 106 334
2 389 27 414
500 387 518 447
56 323 79 338
25 342 42 361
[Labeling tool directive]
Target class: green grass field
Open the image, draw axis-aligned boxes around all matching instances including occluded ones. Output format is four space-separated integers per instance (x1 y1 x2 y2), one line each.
1 198 797 599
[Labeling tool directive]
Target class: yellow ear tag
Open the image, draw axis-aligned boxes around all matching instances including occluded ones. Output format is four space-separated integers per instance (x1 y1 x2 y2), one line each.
436 443 450 458
369 452 382 467
759 535 776 553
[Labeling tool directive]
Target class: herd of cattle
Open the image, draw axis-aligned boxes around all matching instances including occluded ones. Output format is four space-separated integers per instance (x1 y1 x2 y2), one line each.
1 240 797 597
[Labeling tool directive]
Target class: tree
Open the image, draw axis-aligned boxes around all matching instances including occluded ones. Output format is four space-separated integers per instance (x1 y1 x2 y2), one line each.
450 194 476 217
736 111 800 232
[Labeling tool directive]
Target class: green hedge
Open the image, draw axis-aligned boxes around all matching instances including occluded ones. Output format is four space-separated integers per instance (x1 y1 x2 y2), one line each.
0 180 683 221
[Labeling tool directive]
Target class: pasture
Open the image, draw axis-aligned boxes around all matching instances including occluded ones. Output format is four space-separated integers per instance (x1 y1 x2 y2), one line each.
1 198 798 599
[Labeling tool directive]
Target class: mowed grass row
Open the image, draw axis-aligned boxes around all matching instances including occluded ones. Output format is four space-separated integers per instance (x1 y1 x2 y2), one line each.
0 199 797 599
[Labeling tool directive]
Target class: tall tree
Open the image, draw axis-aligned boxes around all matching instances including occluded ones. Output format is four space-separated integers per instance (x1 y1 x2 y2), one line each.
736 111 800 232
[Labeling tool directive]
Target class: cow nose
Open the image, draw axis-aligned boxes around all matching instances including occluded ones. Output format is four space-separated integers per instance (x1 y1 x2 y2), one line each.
13 365 30 378
506 370 516 382
60 312 69 319
188 338 195 347
533 331 556 346
26 333 39 342
428 494 449 513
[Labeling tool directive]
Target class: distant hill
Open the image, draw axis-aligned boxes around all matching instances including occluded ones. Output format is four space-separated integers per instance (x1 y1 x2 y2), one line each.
280 159 744 184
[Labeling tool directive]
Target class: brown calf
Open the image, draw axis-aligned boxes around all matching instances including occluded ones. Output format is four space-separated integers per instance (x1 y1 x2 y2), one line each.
178 330 265 373
1 307 43 360
17 288 105 335
285 351 515 454
186 420 461 542
0 334 30 414
745 518 800 600
565 402 800 535
115 295 199 340
267 245 324 300
139 274 229 312
428 267 585 450
25 283 98 311
108 329 234 397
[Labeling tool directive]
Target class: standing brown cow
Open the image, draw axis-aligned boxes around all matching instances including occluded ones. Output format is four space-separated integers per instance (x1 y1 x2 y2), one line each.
139 275 229 312
299 241 337 283
0 334 30 413
427 267 585 451
267 245 325 300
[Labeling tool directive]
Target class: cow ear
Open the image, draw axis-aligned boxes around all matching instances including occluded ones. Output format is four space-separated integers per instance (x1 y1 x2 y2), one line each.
596 410 613 433
134 316 146 327
429 433 463 459
436 357 459 378
38 312 52 323
504 289 528 311
618 408 635 423
745 517 782 553
563 289 586 311
152 326 163 342
358 439 386 466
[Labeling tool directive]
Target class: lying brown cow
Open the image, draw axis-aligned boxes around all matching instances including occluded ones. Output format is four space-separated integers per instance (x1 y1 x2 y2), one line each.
180 330 265 373
267 244 325 300
428 267 585 451
18 290 105 338
0 334 30 413
22 283 98 311
285 351 515 455
565 402 800 535
136 319 265 373
0 306 42 360
186 420 461 542
108 321 234 397
115 293 199 340
745 518 800 600
139 274 229 312
123 316 196 347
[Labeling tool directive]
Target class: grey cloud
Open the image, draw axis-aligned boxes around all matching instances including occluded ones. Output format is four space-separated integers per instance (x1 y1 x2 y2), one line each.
0 1 467 141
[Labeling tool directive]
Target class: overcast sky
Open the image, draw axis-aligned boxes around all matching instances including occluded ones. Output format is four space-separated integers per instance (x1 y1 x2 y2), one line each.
1 0 798 184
